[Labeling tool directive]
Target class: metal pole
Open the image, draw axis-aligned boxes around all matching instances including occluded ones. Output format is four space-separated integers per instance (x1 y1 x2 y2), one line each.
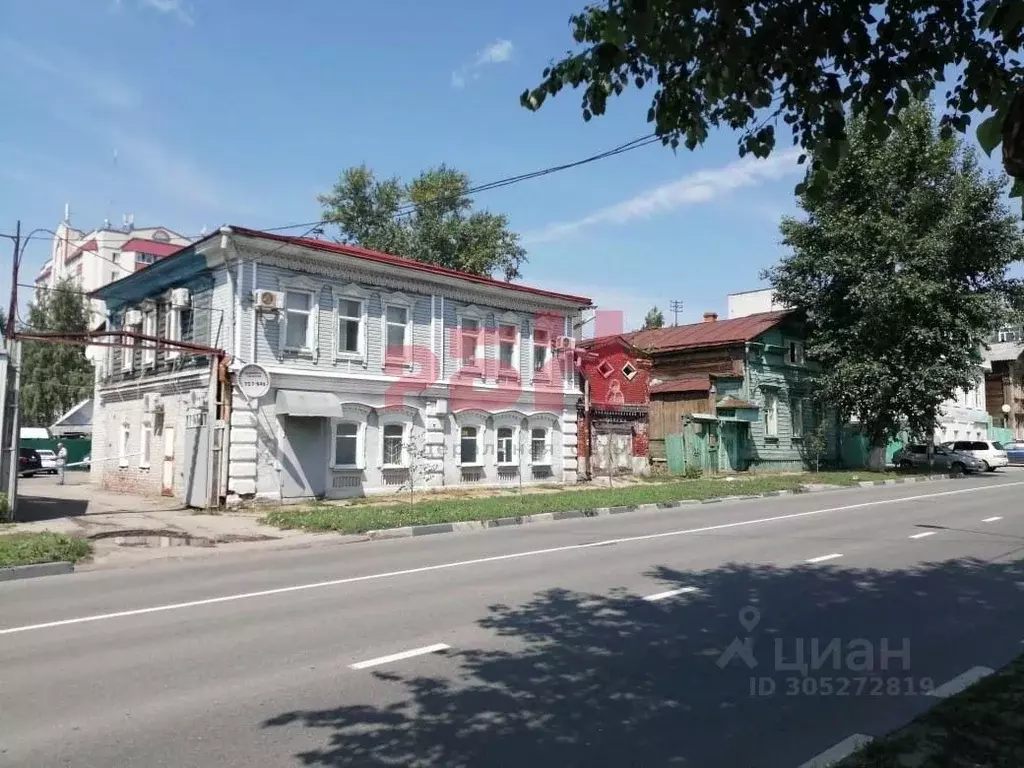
205 355 219 510
6 340 22 521
6 221 19 339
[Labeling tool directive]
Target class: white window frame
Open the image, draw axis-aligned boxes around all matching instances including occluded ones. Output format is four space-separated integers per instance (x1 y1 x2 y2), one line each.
786 340 804 366
496 313 520 379
122 310 142 373
492 410 526 467
378 406 416 468
495 425 518 466
622 361 638 380
790 397 804 439
532 326 551 382
764 391 779 438
330 420 365 470
282 289 316 354
139 419 152 469
527 413 559 466
382 292 413 367
334 285 369 361
119 419 130 468
457 305 484 375
454 410 489 467
141 307 157 368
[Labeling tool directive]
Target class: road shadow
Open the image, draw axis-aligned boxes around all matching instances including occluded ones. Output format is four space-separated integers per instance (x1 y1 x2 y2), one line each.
13 494 89 521
263 552 1024 767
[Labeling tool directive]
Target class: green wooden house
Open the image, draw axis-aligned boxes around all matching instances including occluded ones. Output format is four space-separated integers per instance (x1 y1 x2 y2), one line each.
633 310 832 473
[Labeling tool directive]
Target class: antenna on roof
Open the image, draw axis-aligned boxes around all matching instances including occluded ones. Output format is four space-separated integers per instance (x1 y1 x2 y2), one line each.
63 202 71 224
669 299 684 326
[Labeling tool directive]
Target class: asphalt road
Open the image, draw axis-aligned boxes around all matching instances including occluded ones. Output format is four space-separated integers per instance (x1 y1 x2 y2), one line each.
2 472 1024 767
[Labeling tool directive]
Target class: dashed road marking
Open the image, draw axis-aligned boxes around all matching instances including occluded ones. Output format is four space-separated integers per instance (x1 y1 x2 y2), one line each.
806 553 843 564
349 643 450 670
643 587 698 602
797 733 872 767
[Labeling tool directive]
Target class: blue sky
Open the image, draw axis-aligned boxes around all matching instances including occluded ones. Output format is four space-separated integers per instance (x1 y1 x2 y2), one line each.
0 0 1012 330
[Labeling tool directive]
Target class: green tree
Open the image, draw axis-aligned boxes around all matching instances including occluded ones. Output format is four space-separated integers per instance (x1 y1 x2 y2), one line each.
20 279 93 427
319 165 527 280
521 0 1024 187
642 306 665 329
765 102 1024 470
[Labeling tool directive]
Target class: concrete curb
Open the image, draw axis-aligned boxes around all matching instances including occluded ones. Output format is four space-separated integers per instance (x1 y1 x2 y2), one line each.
365 473 959 541
0 561 75 581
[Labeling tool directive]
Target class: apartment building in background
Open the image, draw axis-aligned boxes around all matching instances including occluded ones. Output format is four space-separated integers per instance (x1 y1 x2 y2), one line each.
35 207 191 329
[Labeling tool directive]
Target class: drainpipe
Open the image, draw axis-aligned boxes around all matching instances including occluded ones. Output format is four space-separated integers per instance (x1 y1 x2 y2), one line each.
583 374 592 480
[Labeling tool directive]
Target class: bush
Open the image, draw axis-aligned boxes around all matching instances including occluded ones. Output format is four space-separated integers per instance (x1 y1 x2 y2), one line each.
683 465 703 479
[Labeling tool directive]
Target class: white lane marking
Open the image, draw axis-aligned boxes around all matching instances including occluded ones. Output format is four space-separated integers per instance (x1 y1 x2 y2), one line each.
797 733 872 768
927 666 994 699
349 643 450 670
909 531 937 539
2 481 1022 637
643 587 698 602
982 516 1003 523
806 553 843 564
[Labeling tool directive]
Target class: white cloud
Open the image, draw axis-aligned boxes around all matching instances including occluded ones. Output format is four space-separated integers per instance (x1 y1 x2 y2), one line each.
523 149 803 243
477 39 514 65
0 38 138 109
451 39 514 89
139 0 194 24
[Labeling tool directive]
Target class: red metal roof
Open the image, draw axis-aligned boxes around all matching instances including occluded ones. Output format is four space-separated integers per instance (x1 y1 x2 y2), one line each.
227 226 593 307
650 374 711 394
621 311 792 353
121 239 183 258
66 239 97 262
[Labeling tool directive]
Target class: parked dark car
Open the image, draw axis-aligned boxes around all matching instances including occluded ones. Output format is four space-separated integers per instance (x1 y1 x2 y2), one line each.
18 447 42 477
892 443 984 473
1005 440 1024 465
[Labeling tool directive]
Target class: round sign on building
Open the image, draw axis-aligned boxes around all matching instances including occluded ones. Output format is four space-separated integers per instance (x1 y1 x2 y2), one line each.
237 364 271 400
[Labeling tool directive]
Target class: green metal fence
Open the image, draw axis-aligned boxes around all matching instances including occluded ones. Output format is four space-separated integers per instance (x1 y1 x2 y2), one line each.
21 437 91 470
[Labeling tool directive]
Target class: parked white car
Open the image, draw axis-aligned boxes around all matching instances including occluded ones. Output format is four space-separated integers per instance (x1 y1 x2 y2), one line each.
943 440 1009 471
35 449 58 474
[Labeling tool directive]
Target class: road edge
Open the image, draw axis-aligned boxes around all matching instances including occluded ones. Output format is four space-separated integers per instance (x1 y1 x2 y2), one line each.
0 561 75 581
365 473 960 541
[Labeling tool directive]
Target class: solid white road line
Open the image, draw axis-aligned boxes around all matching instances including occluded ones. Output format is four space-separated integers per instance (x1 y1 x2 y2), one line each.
927 666 994 699
982 516 1003 523
2 481 1022 637
349 643 450 670
643 587 698 602
909 531 938 539
806 553 843 564
797 733 873 768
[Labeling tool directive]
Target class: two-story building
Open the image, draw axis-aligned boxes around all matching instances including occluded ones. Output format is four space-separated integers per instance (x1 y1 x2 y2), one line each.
90 226 591 505
576 334 651 476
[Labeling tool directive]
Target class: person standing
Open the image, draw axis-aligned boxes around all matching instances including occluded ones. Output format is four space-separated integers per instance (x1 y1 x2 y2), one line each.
56 442 68 485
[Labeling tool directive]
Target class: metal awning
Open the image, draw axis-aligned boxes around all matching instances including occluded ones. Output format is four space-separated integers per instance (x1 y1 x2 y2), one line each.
275 390 344 418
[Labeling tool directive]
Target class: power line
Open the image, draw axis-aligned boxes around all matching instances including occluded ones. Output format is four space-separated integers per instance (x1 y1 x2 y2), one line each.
669 300 684 326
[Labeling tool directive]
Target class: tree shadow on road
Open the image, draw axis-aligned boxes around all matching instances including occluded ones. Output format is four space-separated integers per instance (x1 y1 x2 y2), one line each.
263 550 1024 767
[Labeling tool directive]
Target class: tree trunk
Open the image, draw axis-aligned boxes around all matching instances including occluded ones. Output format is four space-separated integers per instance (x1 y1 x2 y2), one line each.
867 444 886 472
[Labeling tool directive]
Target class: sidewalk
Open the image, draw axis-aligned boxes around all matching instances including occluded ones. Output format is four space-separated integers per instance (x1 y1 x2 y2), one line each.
7 476 351 568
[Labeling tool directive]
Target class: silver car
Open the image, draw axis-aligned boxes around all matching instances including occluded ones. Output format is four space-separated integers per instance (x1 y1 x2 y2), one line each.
893 444 984 473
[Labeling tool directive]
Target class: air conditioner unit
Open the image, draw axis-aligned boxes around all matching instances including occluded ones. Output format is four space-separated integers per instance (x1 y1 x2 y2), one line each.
143 393 164 413
170 288 191 308
124 309 143 326
554 336 575 350
252 289 284 311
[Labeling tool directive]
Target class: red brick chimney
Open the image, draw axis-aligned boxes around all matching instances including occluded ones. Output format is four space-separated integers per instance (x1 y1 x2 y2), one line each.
703 311 718 323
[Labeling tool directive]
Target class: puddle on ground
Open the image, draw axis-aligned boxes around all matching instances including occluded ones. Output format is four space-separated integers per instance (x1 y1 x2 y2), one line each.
87 529 277 548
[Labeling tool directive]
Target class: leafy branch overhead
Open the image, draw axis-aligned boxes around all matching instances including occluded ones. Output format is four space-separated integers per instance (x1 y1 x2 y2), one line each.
319 165 527 281
522 0 1024 185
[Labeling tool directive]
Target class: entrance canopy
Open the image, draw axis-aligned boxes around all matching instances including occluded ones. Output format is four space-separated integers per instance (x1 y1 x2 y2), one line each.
275 390 344 418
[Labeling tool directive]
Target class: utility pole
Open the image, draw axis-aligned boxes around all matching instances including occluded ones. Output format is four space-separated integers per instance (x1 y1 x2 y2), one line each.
1 222 21 520
669 299 684 326
6 221 20 339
